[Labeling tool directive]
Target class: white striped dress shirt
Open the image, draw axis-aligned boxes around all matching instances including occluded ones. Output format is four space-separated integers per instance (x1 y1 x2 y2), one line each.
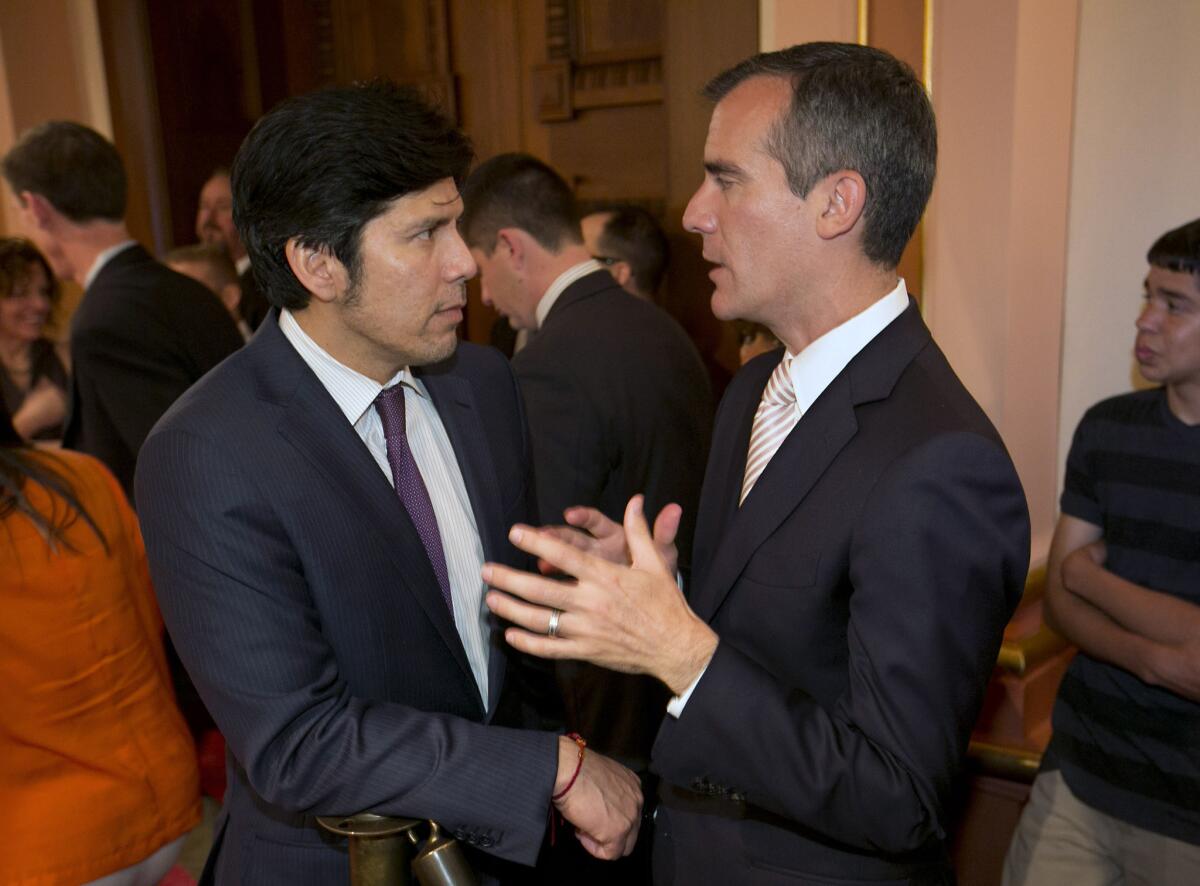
279 309 491 705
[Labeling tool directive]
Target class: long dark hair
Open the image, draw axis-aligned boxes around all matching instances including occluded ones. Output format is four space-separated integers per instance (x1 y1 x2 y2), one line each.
0 401 107 553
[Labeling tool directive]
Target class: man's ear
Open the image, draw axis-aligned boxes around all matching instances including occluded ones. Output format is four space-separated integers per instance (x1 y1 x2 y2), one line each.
610 260 633 289
19 191 56 231
496 228 526 271
814 172 867 242
285 238 347 304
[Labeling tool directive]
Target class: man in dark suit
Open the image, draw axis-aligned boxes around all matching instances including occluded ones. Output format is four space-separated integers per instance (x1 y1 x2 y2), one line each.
2 122 243 502
484 43 1031 885
133 82 640 885
196 166 271 331
461 155 713 884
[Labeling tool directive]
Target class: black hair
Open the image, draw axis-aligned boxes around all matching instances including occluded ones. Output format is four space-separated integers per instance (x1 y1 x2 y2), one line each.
0 238 60 305
705 42 936 268
231 81 473 310
459 153 582 255
1147 218 1200 275
0 401 107 554
1 121 126 222
589 203 670 296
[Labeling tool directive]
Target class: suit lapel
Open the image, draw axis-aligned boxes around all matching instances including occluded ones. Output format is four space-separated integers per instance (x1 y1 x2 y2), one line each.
258 322 478 696
692 374 857 622
691 300 930 624
419 370 509 716
689 360 767 583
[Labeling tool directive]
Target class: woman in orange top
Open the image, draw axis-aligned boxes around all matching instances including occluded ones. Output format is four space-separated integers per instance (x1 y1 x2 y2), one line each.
0 399 200 885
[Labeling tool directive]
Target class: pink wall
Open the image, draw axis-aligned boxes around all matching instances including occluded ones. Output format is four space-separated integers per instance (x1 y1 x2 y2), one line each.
924 0 1079 559
760 0 856 49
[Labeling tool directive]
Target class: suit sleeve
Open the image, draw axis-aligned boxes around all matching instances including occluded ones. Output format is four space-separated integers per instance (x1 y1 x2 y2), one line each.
653 432 1029 853
513 350 610 524
135 427 558 865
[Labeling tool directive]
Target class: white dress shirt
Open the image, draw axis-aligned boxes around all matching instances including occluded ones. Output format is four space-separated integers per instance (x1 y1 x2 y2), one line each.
534 259 604 329
82 240 137 289
279 309 492 705
666 278 910 718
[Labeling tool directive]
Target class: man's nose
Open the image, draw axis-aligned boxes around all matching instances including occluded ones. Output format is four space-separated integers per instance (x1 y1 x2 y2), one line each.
682 184 715 235
446 229 477 282
1136 301 1160 332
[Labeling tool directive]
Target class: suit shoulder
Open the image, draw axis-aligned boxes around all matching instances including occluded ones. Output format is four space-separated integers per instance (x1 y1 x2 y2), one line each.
146 345 260 439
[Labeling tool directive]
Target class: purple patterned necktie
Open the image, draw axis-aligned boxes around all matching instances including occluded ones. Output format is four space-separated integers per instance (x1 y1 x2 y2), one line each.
375 384 453 615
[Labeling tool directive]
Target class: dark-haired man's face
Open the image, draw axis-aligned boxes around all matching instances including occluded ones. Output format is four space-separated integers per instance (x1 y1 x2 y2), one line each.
1136 266 1200 395
683 76 818 335
333 177 475 375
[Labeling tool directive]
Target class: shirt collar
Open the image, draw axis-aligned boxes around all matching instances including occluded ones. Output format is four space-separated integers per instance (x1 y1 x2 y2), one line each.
787 278 909 414
83 240 137 289
278 308 425 427
534 259 604 329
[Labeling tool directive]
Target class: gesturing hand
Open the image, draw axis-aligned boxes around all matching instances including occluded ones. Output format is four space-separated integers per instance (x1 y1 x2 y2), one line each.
538 502 682 576
553 738 642 859
483 495 717 695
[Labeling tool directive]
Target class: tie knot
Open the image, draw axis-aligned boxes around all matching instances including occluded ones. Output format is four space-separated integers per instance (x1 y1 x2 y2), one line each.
762 355 796 407
375 384 408 434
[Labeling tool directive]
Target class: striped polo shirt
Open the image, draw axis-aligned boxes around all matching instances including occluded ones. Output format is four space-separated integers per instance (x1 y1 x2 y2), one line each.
1046 388 1200 845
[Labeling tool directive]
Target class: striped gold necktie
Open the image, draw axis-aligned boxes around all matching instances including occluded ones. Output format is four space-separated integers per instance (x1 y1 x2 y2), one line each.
740 355 798 505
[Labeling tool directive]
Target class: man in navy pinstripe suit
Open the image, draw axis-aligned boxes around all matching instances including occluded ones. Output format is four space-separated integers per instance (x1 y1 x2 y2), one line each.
135 82 640 885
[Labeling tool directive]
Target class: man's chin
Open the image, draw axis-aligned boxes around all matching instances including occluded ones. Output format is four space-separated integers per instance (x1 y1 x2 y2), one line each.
710 289 742 322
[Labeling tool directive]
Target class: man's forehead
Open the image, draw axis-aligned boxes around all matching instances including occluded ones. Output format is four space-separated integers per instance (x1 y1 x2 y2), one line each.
1148 265 1200 297
705 76 790 157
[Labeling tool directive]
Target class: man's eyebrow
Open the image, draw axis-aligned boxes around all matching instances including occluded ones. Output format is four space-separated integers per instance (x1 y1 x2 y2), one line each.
704 160 744 180
405 211 458 233
1158 286 1198 302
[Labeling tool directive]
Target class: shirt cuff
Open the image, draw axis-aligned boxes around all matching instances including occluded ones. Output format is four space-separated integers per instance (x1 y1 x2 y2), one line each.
666 662 709 719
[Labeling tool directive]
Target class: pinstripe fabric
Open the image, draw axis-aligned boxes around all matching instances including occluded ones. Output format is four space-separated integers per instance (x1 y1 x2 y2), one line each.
279 310 490 703
740 354 798 504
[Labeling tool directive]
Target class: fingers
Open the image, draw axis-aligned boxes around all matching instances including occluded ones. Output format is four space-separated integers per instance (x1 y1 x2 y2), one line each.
501 624 586 661
482 560 576 609
623 496 669 576
537 525 596 575
542 524 596 551
504 524 605 582
564 506 620 538
652 502 682 548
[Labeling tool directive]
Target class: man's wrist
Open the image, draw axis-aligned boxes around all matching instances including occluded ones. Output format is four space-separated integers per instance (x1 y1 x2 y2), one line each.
553 734 582 795
660 620 719 696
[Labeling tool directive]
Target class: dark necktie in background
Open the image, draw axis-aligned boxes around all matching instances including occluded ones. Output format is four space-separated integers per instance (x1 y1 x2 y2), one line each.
375 384 454 615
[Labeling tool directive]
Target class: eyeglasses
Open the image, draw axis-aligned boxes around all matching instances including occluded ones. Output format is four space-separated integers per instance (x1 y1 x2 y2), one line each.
592 255 619 266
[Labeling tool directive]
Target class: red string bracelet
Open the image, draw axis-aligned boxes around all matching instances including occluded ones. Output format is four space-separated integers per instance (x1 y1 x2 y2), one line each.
552 732 587 802
549 732 587 846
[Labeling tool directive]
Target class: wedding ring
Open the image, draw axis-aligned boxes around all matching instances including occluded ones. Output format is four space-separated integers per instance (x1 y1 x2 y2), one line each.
547 608 562 638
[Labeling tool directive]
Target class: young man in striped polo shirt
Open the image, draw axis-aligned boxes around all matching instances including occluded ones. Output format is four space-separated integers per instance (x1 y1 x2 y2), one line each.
1004 218 1200 885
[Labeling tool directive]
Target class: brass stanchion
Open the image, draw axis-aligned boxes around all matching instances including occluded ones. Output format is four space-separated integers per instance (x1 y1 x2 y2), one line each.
410 821 479 886
317 813 423 885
